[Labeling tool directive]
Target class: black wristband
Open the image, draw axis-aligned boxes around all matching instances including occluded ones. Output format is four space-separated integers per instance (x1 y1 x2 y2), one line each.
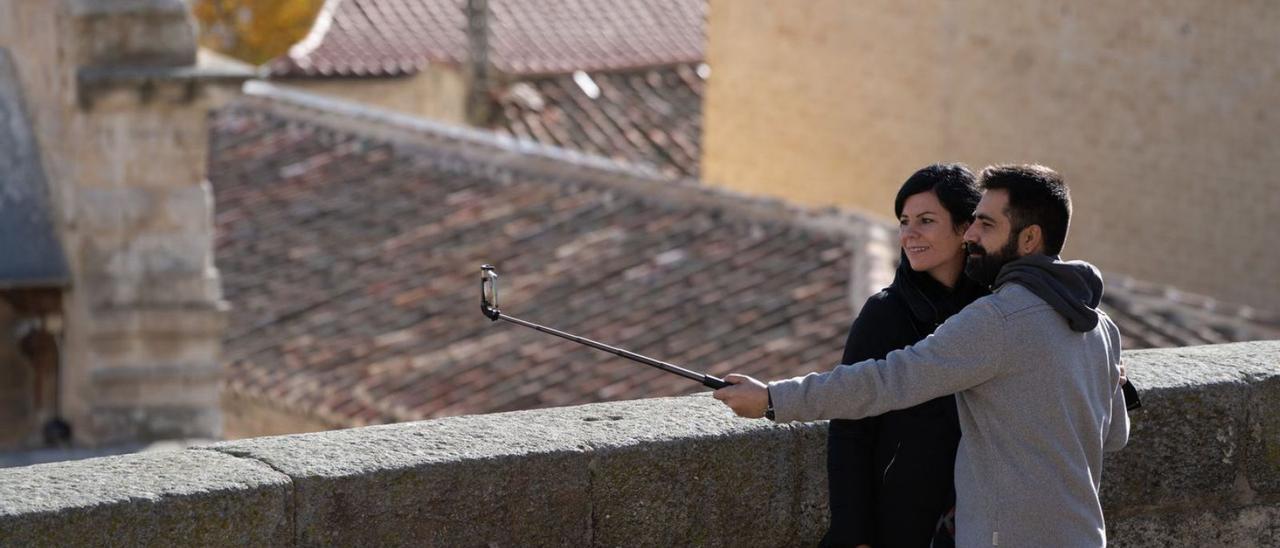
765 387 776 421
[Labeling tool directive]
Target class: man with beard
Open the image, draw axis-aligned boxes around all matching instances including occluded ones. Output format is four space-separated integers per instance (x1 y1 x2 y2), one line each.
714 164 1130 547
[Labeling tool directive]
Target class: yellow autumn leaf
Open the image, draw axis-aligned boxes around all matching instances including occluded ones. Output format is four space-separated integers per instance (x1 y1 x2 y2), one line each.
193 0 327 65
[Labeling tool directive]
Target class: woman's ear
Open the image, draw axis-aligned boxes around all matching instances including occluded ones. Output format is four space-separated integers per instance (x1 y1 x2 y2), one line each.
955 221 972 236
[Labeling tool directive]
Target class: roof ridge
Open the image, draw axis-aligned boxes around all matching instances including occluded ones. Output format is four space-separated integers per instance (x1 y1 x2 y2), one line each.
498 59 709 80
278 0 345 73
238 80 893 243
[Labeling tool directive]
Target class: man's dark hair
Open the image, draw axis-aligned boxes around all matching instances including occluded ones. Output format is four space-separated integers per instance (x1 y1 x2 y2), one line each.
977 164 1072 255
893 163 981 231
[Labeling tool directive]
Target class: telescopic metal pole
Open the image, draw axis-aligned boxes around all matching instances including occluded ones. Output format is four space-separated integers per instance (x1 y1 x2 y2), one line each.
480 265 730 389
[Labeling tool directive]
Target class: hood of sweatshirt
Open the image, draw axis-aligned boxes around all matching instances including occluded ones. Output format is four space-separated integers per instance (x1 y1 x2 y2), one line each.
993 254 1104 332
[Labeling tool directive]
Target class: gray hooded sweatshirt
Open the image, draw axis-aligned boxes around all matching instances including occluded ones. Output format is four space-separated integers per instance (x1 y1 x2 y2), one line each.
769 256 1129 547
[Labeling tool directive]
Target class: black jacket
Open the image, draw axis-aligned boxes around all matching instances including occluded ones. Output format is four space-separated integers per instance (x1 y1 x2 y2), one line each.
820 258 988 548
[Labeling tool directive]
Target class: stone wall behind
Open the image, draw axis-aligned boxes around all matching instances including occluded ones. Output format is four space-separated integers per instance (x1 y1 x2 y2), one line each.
277 66 469 126
701 0 1280 311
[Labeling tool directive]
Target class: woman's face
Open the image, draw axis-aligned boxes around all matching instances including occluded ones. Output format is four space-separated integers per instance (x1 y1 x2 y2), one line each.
899 191 969 279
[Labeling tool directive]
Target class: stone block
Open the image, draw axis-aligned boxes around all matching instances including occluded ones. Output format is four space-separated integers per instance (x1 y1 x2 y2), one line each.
77 228 217 307
207 413 594 545
160 183 214 229
73 186 154 231
0 449 291 546
1245 361 1280 496
85 404 222 445
1101 343 1277 512
589 418 828 547
205 394 820 546
72 109 208 187
90 362 221 407
102 231 210 278
88 305 228 339
83 272 223 309
1109 504 1280 548
88 330 223 366
69 0 196 68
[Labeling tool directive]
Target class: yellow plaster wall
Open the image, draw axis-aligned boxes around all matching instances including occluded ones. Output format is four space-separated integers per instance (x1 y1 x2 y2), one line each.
280 67 469 125
703 0 1280 310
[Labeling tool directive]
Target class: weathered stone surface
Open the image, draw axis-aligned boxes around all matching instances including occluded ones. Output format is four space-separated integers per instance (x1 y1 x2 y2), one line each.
73 186 156 231
1101 342 1280 513
88 306 228 339
206 394 823 546
0 449 291 546
1 342 1277 545
589 416 828 547
1110 504 1280 548
1245 353 1280 496
69 0 196 68
74 182 212 234
83 405 223 446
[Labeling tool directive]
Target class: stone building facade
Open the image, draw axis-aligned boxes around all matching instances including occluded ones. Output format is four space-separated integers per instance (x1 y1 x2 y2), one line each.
701 0 1280 311
0 0 247 451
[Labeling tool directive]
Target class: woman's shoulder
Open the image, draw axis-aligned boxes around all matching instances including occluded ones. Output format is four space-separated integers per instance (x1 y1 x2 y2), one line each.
855 287 910 323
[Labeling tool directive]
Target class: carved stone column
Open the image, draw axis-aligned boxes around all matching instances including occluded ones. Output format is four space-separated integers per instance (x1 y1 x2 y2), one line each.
0 0 253 446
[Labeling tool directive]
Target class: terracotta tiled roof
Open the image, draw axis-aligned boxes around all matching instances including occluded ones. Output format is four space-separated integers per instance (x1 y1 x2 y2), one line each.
270 0 706 78
1101 276 1280 350
493 63 705 178
210 91 1280 429
211 104 853 427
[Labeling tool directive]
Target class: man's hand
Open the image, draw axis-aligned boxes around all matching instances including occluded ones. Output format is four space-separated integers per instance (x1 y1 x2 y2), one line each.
712 374 770 419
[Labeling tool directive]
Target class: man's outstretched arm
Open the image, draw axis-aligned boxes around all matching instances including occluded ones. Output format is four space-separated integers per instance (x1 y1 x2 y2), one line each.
715 299 1007 422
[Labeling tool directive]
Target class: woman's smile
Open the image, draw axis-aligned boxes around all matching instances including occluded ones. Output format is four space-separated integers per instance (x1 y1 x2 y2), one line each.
899 190 968 286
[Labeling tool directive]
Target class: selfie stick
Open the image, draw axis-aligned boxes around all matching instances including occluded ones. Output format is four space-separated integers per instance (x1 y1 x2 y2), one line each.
480 265 731 389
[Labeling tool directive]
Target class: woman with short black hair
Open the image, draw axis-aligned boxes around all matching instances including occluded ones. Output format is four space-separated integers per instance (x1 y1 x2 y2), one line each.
821 163 986 548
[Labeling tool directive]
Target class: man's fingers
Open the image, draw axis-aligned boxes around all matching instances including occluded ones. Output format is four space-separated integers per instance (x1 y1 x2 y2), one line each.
710 374 767 419
714 373 747 400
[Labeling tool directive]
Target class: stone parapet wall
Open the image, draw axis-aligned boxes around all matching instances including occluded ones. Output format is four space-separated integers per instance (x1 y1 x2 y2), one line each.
3 341 1278 546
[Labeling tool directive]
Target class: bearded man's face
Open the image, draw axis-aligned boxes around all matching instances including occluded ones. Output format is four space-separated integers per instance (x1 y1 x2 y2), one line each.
961 189 1025 286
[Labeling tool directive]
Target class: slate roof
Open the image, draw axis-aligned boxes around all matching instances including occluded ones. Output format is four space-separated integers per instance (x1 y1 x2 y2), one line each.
493 63 705 178
210 91 1280 429
211 101 852 427
0 49 70 289
270 0 706 78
